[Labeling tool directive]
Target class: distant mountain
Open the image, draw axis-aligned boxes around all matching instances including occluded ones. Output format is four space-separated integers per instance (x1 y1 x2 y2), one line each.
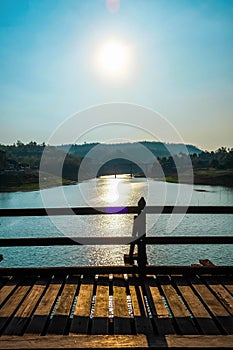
1 141 232 189
56 141 202 160
55 141 202 178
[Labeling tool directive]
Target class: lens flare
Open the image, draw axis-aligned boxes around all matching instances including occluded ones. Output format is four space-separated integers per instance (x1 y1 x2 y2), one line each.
106 0 120 13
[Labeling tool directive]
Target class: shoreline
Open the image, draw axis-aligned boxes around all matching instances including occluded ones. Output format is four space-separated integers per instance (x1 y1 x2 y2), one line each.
165 169 233 188
0 179 77 193
1 171 233 193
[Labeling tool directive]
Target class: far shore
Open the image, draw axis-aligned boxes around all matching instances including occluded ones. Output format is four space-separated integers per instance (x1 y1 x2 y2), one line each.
0 179 77 193
0 169 233 193
165 169 233 188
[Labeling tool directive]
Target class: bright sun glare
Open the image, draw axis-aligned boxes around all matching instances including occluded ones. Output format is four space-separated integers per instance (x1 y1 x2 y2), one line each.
96 40 130 78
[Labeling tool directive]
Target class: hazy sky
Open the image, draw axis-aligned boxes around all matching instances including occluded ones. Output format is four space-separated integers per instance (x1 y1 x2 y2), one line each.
1 0 233 150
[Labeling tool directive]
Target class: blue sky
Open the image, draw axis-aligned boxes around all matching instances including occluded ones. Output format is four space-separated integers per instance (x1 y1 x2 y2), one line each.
0 0 233 150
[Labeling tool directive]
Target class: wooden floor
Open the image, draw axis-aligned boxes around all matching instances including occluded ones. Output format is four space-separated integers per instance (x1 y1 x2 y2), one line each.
0 269 233 348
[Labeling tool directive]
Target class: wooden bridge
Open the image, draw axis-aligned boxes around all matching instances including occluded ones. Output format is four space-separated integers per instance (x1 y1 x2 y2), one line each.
0 202 233 348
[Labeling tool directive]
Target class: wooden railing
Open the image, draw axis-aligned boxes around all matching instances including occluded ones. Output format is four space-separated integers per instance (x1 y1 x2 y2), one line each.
0 199 233 275
1 205 233 216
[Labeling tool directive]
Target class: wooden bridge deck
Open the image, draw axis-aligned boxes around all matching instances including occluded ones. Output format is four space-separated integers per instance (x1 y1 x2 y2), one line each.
0 267 233 348
1 203 233 347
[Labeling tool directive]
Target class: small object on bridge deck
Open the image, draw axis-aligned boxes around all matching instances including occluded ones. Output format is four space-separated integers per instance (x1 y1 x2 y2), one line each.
124 253 138 265
199 259 216 266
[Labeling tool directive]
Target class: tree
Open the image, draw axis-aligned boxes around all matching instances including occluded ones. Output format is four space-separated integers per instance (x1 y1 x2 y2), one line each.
210 158 219 169
16 140 24 147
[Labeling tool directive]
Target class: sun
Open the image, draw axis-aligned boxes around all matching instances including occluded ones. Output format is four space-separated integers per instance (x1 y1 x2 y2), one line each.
96 40 130 78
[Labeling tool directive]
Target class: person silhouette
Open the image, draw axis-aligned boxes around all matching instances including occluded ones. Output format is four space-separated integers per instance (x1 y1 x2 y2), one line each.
128 197 147 265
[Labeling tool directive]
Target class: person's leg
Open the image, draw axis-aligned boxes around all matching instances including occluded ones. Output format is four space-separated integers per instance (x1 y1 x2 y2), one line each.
129 242 136 262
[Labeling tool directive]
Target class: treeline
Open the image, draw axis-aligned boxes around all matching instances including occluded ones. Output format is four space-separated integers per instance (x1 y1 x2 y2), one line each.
57 140 201 159
1 141 233 189
154 147 233 175
0 141 46 169
191 147 233 170
1 142 233 173
0 141 82 181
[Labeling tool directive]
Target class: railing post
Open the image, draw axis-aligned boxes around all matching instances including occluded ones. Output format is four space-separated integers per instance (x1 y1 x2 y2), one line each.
137 197 147 274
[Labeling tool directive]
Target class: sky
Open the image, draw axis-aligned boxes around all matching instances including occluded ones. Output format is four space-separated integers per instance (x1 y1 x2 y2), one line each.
0 0 233 151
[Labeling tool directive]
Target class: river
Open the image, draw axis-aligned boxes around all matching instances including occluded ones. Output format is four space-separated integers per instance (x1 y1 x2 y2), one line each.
0 175 233 267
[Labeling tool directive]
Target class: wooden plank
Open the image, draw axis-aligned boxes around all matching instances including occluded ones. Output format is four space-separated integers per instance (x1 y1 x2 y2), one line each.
3 277 48 335
1 334 233 349
0 334 151 349
26 276 64 335
172 275 220 335
129 285 141 317
166 334 233 348
46 276 79 335
0 280 33 333
219 276 233 296
202 276 233 316
72 283 93 316
113 278 131 334
70 279 94 334
94 285 109 317
158 276 198 335
128 278 154 335
92 277 109 335
148 280 176 335
191 276 233 334
1 265 233 278
149 286 169 318
0 278 18 307
113 285 129 318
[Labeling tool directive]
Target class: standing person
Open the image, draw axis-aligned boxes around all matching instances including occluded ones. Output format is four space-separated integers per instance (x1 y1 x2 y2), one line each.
128 197 147 265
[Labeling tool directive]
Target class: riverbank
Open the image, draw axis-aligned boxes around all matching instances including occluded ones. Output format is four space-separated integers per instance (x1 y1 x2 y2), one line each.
0 179 76 192
0 170 76 192
166 169 233 187
1 169 233 192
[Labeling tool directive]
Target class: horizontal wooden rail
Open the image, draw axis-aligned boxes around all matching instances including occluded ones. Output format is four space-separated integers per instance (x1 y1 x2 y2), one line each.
147 205 233 214
0 265 232 277
0 206 138 216
0 236 233 247
1 206 233 216
146 236 233 244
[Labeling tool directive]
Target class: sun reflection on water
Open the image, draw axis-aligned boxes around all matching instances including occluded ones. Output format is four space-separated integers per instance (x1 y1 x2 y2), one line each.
97 174 133 206
99 178 121 203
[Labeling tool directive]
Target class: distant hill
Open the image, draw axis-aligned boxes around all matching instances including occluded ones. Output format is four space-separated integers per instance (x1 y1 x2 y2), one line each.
56 141 202 160
55 141 202 178
1 141 233 189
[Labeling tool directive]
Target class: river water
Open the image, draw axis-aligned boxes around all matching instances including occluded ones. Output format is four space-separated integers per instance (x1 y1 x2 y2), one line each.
0 175 233 267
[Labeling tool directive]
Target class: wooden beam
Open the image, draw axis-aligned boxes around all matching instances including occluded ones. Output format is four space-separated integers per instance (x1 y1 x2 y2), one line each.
1 206 233 217
145 236 233 245
0 265 233 277
1 236 233 247
1 334 233 348
0 334 151 349
166 334 233 348
146 206 233 214
0 207 138 217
